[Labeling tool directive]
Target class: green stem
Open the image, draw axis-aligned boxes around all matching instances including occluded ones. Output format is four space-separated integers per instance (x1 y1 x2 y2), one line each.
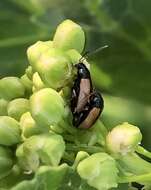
96 120 108 138
59 119 77 135
118 153 151 175
66 143 104 154
136 145 151 159
119 172 151 183
63 152 75 163
63 134 75 143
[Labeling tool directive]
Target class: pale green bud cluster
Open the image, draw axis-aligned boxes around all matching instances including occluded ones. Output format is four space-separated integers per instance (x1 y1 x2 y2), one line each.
0 20 86 188
0 19 149 190
26 19 86 91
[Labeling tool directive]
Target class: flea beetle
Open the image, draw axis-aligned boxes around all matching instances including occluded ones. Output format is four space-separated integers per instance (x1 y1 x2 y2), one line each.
71 61 93 114
73 90 104 129
71 46 107 128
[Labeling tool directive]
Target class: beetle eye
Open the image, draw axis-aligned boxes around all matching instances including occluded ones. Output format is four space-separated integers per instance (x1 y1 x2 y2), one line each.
79 68 83 75
93 97 98 102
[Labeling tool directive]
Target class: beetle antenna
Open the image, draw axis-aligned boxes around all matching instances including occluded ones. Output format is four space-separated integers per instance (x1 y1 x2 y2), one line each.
79 45 108 63
79 51 89 62
87 45 109 57
80 45 108 62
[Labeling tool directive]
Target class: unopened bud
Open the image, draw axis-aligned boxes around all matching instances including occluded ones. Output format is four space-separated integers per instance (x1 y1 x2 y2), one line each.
27 40 53 70
0 77 25 100
106 122 142 157
0 116 21 146
30 88 65 127
7 98 30 121
77 153 118 190
53 20 85 53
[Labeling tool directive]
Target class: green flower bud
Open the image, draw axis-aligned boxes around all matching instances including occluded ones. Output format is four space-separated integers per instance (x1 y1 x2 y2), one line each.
30 88 65 127
16 143 39 172
7 98 30 121
0 146 13 179
0 99 8 116
65 49 90 68
77 153 118 190
72 151 89 169
16 133 65 172
65 49 82 65
20 112 48 139
35 48 72 89
50 125 64 134
32 72 45 91
106 122 142 157
0 77 25 100
32 86 36 93
27 40 53 70
53 20 85 53
0 116 21 146
20 74 33 94
59 87 71 101
25 66 33 80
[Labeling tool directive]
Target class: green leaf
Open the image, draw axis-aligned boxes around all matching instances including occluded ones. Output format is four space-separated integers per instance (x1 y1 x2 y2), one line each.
82 0 151 105
0 0 50 77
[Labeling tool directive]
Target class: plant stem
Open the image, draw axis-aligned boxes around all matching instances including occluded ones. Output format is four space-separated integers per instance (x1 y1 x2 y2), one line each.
118 153 151 175
119 172 151 183
63 134 75 143
58 119 77 135
136 145 151 159
66 143 104 154
63 152 75 163
96 120 108 138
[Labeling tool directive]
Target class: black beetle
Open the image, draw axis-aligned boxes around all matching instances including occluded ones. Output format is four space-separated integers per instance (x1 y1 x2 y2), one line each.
71 62 93 114
71 46 108 114
70 45 108 128
72 90 104 129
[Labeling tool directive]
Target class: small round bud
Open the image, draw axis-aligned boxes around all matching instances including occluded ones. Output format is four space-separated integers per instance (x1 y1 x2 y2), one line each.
25 66 33 80
77 153 118 190
0 146 13 179
35 48 72 89
16 133 65 171
20 74 33 95
53 19 85 53
16 144 38 172
73 151 89 169
30 88 65 127
7 98 30 121
0 99 8 116
32 72 45 91
20 112 48 139
0 77 25 100
27 40 53 70
65 49 82 65
0 116 21 146
106 122 142 157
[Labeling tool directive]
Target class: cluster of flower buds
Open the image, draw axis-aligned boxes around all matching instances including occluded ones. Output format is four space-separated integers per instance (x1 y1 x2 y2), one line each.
0 19 150 190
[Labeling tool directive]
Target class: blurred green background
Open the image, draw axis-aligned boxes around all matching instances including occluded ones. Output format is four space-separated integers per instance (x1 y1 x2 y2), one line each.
0 0 151 152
